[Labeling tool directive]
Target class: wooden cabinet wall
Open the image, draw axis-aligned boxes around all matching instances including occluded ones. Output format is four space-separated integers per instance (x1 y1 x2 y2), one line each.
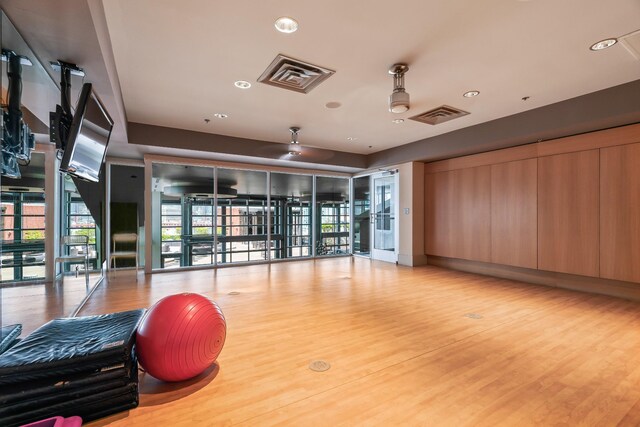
600 143 640 283
490 159 537 269
456 167 492 262
424 123 640 284
425 170 454 258
538 150 599 277
425 166 491 262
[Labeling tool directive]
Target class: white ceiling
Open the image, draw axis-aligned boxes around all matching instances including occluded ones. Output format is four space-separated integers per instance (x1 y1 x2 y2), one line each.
101 0 640 154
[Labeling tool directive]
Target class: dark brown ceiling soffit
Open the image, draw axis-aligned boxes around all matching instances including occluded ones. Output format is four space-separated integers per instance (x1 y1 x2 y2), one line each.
127 123 367 170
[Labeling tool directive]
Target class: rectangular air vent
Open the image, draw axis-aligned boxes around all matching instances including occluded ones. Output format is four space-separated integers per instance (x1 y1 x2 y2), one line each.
258 54 335 94
620 29 640 60
409 105 470 125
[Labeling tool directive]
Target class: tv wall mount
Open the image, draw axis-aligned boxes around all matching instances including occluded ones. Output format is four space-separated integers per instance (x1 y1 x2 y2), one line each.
49 60 85 151
1 49 35 179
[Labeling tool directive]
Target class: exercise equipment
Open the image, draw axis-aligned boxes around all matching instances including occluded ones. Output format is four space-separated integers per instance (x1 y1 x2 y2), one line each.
136 293 226 382
0 324 21 354
0 309 145 426
0 310 144 384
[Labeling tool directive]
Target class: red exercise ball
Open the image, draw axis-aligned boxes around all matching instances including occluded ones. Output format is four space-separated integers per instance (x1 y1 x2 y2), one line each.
136 293 226 382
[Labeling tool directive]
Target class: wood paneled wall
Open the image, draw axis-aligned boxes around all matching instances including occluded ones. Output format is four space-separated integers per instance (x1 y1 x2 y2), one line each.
538 150 599 277
491 159 537 269
424 123 640 284
425 170 454 258
425 167 491 262
600 143 640 283
457 167 492 262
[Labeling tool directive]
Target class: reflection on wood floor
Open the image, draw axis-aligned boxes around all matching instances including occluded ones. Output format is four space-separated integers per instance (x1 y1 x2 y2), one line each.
9 258 640 426
1 272 102 334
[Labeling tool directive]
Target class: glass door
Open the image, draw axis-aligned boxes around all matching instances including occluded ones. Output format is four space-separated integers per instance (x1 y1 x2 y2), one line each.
352 176 371 256
371 173 397 263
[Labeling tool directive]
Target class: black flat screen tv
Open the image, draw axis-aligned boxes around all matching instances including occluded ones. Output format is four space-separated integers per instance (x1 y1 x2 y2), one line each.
59 83 113 182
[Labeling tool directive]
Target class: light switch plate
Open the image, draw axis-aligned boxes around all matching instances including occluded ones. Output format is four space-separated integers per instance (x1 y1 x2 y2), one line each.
404 208 410 215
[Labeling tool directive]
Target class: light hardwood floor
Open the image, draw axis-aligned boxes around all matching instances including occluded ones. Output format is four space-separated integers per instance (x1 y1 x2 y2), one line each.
17 258 640 426
1 273 101 334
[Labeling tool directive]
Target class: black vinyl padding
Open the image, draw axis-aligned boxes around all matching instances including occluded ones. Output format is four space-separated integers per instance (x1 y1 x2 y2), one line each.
0 359 138 408
0 377 136 416
0 324 21 354
0 383 138 427
0 309 145 385
0 310 145 425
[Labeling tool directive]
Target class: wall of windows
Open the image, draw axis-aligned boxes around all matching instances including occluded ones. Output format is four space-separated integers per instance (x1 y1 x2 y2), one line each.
270 172 312 259
62 177 100 272
150 163 350 271
1 152 47 283
160 200 182 268
216 199 269 263
315 176 350 256
152 164 213 269
216 168 268 264
189 199 214 266
352 176 371 256
0 192 46 281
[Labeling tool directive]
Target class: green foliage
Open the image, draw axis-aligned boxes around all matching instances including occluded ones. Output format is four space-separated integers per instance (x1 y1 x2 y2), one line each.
193 227 211 235
321 224 334 233
320 223 349 233
72 228 96 244
162 227 182 241
23 230 45 240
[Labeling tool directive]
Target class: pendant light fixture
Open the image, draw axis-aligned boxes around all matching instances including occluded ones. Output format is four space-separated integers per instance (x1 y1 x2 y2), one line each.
389 64 410 113
289 127 300 144
288 126 301 155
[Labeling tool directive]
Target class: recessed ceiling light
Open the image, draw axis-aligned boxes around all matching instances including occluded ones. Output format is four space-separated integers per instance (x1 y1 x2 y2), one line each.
463 90 480 98
234 80 251 89
590 38 618 51
213 113 228 119
392 119 404 124
347 137 357 141
275 17 299 33
325 101 342 109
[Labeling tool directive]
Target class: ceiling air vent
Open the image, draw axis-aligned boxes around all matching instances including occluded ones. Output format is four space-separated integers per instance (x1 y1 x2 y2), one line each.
620 29 640 60
258 54 335 94
410 105 470 125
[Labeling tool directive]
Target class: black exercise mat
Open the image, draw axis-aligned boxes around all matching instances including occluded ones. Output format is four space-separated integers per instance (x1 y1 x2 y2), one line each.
83 399 139 422
0 383 138 427
0 309 145 385
0 377 137 417
0 360 138 407
0 324 21 354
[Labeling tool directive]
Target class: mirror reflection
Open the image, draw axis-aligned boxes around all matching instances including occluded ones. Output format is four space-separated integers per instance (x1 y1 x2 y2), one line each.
1 152 46 282
315 176 350 256
270 172 312 259
150 163 352 271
